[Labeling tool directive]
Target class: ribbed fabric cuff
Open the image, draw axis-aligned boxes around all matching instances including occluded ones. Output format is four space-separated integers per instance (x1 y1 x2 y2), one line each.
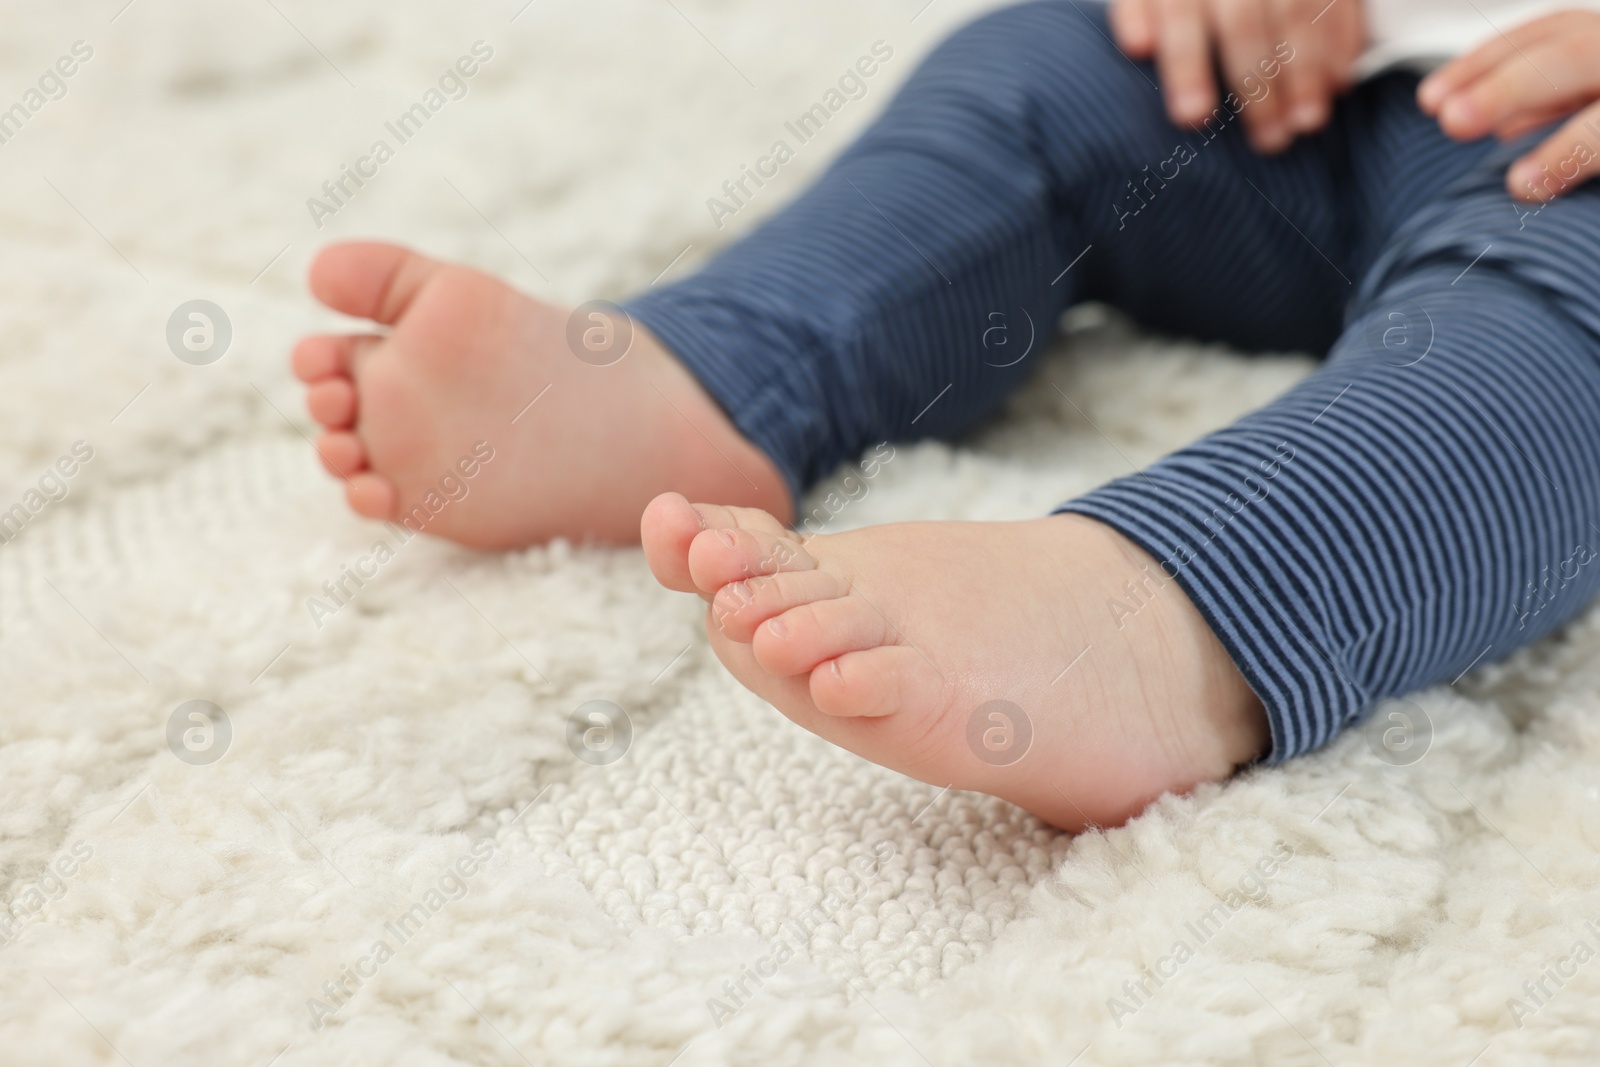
1055 447 1370 764
622 289 826 506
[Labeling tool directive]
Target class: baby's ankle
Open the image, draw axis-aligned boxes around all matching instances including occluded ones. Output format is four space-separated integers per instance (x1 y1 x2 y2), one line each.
1089 516 1269 777
633 326 795 526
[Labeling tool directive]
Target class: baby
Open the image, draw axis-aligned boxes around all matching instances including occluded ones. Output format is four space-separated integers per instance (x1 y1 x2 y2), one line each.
291 1 1600 830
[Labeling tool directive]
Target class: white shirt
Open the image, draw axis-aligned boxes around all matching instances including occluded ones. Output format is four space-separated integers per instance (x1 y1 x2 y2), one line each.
1359 0 1600 76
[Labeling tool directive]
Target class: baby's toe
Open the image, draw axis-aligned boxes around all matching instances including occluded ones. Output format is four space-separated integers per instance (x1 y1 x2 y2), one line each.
752 594 888 677
687 525 815 596
641 492 704 592
306 378 358 428
711 569 850 642
309 242 443 325
291 335 347 382
314 432 367 478
684 502 789 537
809 646 942 719
345 473 397 520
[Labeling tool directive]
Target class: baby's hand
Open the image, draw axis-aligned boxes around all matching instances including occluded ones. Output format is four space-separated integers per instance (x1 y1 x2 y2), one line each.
1419 10 1600 203
1111 0 1365 154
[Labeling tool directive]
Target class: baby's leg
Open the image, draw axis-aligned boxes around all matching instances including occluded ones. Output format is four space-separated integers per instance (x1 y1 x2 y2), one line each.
294 1 1377 550
290 245 790 549
641 100 1600 830
1062 150 1600 762
625 0 1363 501
641 494 1270 830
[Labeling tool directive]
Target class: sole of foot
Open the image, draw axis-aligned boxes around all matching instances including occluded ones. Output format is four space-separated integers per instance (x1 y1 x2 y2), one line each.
291 241 791 549
642 492 1270 830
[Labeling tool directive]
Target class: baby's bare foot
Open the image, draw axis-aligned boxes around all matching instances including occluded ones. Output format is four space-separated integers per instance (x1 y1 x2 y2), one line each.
291 242 790 549
641 494 1269 829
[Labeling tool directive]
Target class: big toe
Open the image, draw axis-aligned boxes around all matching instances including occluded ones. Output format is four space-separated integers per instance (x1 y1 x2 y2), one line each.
309 241 444 326
642 492 705 593
644 495 801 595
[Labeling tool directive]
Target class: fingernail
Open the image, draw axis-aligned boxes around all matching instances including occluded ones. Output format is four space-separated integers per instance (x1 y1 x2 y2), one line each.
766 616 787 638
689 504 707 530
829 659 842 679
1417 78 1441 110
716 529 736 548
1174 91 1209 121
1292 100 1324 132
1440 97 1476 130
1510 160 1543 193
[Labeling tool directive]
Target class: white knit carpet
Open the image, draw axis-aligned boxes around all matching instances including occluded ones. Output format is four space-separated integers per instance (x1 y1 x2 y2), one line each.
4 2 1600 1064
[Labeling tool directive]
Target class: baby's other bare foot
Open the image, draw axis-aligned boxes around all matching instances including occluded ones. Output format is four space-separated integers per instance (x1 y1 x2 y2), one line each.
642 494 1269 830
291 242 790 549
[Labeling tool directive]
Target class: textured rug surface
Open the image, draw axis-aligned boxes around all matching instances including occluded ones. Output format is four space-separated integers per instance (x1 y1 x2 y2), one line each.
3 2 1600 1064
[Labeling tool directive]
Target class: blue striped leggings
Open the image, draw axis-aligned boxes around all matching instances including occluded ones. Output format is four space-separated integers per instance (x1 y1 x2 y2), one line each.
624 0 1600 762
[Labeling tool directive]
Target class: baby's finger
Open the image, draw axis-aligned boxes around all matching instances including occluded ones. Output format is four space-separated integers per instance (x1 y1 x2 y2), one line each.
1155 0 1217 125
1325 0 1365 92
1496 101 1583 142
1110 0 1158 58
1506 102 1600 203
1273 0 1327 136
1212 0 1285 151
1419 13 1568 115
1419 40 1519 114
1438 38 1595 142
